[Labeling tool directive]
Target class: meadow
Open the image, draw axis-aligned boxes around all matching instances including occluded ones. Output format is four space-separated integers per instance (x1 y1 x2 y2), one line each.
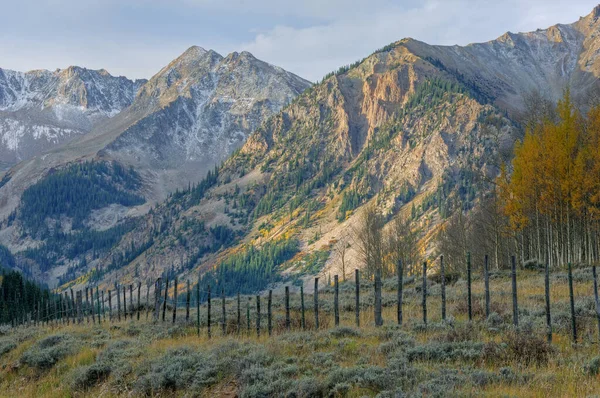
1 266 600 397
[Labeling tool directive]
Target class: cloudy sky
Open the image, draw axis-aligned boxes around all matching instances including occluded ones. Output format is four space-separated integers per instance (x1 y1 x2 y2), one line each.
1 0 599 82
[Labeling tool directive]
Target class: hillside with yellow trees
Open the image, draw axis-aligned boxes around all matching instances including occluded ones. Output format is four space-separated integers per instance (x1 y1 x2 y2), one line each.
500 90 600 268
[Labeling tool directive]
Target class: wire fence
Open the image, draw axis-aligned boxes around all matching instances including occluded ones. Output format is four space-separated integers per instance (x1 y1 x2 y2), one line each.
3 254 600 346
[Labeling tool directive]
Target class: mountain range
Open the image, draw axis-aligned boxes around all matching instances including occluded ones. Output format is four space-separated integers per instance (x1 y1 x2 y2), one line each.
3 6 600 290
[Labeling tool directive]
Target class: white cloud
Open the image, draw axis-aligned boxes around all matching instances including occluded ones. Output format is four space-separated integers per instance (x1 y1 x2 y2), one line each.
0 0 598 81
240 0 600 81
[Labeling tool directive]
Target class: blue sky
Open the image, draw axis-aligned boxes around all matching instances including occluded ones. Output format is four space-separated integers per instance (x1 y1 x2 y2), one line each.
1 0 599 82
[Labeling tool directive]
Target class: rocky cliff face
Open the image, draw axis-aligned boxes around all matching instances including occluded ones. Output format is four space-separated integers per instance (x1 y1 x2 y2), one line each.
0 67 145 168
0 47 310 286
72 6 600 292
100 46 311 196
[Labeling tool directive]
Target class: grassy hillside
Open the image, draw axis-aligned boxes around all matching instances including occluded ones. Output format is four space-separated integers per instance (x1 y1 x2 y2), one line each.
2 267 600 397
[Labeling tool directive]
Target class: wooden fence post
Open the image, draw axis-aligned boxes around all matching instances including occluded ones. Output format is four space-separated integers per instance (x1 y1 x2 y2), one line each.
484 254 490 319
246 297 251 334
268 290 272 336
422 261 427 325
374 269 383 327
89 287 95 324
440 256 446 321
355 269 360 327
85 287 90 324
467 252 472 322
300 285 306 330
221 288 226 336
197 281 200 336
96 287 101 324
334 275 339 327
70 289 75 324
162 277 169 322
108 289 113 322
77 291 83 324
256 295 261 337
314 277 319 330
207 284 211 338
64 292 70 325
186 280 191 323
237 292 241 334
146 284 150 321
117 286 122 322
172 277 178 324
593 266 600 346
154 278 161 323
102 290 106 322
545 260 552 343
511 255 518 327
568 262 577 342
129 284 133 321
285 286 290 330
137 282 141 321
123 285 127 321
58 294 63 325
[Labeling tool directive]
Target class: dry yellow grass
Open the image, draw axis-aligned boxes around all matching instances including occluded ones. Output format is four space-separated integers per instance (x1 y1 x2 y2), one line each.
1 268 600 397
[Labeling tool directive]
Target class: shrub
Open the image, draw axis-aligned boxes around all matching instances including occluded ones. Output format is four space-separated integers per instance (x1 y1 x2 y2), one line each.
584 357 600 376
329 326 361 338
21 333 78 369
407 342 484 362
502 331 553 366
70 362 112 391
0 338 17 357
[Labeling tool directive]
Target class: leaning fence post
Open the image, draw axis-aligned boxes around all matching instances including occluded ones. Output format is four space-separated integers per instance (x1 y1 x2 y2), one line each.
484 254 490 319
207 285 211 338
467 252 472 322
314 277 319 330
511 255 518 327
300 285 306 330
162 276 169 322
440 256 446 321
355 269 360 327
593 266 600 346
256 295 261 337
374 269 383 327
285 286 290 330
545 260 552 343
568 262 577 342
221 288 226 336
268 290 272 336
334 275 339 327
422 261 427 325
186 280 191 323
